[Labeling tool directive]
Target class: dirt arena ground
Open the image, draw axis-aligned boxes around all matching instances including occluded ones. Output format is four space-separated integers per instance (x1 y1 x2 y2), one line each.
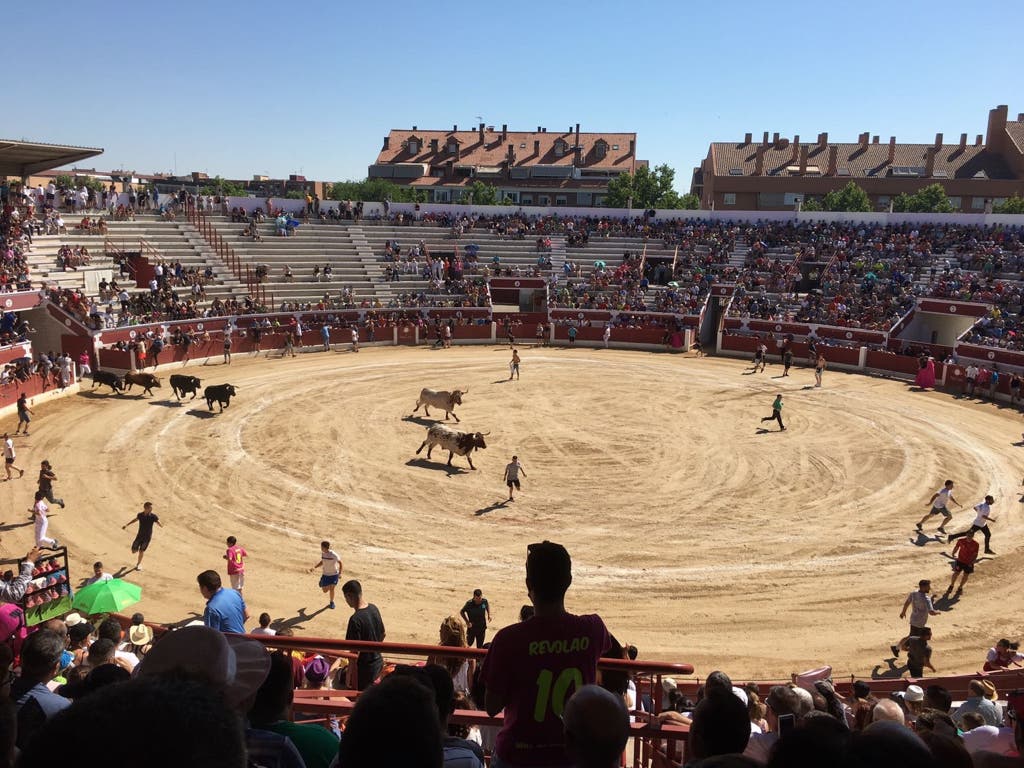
1 344 1021 679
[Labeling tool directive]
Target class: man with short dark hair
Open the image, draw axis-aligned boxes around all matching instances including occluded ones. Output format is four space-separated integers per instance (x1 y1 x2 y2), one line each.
85 561 113 585
564 685 630 768
198 570 248 634
689 688 752 761
121 501 162 571
97 617 139 670
901 627 936 678
460 589 491 648
891 579 938 658
342 580 385 690
481 541 611 768
10 629 70 749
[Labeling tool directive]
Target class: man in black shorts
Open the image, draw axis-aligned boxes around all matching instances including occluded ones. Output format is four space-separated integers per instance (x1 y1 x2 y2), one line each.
122 501 163 571
460 588 492 648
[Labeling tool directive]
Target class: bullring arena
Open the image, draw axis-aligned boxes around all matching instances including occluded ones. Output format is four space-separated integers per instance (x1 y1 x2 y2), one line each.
3 342 1019 679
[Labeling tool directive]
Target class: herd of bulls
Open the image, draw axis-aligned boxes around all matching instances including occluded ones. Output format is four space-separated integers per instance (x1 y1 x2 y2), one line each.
91 370 238 412
411 388 488 470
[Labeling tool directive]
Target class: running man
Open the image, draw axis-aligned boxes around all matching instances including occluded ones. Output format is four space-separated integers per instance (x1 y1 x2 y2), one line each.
760 394 785 431
351 326 359 353
753 343 767 372
603 325 611 348
916 480 962 535
122 501 163 571
37 460 64 508
814 353 827 387
783 348 793 377
891 579 938 658
14 393 33 435
504 455 527 501
509 349 521 381
3 433 24 481
945 530 980 598
224 536 248 592
30 490 58 550
309 540 342 609
948 495 997 555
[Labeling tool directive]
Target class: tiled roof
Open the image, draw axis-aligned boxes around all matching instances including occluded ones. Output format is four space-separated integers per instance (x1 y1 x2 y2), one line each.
1006 121 1024 154
375 129 637 172
709 140 1015 180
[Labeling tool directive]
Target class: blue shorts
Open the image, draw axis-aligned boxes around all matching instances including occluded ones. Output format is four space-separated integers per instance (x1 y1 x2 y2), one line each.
319 574 339 588
18 412 29 423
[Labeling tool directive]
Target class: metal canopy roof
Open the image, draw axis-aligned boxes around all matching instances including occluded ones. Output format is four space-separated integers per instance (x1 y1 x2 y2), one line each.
0 139 104 177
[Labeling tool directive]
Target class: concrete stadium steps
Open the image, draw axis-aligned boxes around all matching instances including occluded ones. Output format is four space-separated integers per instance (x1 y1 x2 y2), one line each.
25 233 117 293
202 216 376 305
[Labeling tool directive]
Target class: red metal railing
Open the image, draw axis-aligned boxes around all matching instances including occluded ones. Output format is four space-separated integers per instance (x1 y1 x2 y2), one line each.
187 205 273 309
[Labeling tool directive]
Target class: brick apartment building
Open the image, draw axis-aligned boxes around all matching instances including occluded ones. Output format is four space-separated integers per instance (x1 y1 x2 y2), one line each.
692 105 1024 212
369 123 645 206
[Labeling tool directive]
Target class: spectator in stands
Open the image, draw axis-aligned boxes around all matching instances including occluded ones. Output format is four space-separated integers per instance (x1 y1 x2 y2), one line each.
137 624 304 767
10 629 70 750
0 545 40 602
337 673 443 768
744 684 804 762
687 686 752 762
481 541 611 768
197 569 248 634
96 616 139 670
17 677 247 768
251 612 276 636
249 650 339 768
561 685 630 768
426 616 474 694
872 699 906 725
953 680 1003 727
342 579 386 690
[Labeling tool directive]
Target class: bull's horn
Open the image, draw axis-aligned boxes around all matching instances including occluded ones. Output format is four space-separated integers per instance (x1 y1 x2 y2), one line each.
480 431 491 436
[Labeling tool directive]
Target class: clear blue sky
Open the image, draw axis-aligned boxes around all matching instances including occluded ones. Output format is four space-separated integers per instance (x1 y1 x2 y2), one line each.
7 0 1021 191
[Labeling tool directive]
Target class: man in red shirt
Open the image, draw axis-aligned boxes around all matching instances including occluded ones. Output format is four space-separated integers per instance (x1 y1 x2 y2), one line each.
945 529 979 598
481 541 611 768
223 536 248 593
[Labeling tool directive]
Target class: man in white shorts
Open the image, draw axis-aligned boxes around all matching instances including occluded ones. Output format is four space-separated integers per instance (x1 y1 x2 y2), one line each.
916 479 961 535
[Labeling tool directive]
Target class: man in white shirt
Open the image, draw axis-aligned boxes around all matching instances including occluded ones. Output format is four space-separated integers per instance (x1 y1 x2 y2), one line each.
891 579 939 658
3 432 25 481
250 612 277 636
949 495 997 555
308 540 342 609
85 561 114 585
964 363 979 396
916 479 962 534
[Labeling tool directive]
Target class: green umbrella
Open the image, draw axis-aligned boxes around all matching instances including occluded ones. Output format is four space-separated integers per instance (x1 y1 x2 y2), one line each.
71 578 142 614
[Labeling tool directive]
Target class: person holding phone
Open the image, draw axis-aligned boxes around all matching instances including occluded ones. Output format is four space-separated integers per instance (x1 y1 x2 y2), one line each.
743 685 804 762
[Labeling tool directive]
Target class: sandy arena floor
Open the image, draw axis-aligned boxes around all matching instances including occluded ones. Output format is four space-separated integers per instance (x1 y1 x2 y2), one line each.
1 344 1020 679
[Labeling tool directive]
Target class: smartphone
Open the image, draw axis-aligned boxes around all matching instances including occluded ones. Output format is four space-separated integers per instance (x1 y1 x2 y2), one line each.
778 713 796 735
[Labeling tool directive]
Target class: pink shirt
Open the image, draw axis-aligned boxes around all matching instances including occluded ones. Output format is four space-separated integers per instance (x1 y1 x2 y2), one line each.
481 613 611 766
225 545 247 575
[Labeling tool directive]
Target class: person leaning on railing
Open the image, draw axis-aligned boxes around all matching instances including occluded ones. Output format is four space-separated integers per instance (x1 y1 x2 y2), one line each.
0 546 43 603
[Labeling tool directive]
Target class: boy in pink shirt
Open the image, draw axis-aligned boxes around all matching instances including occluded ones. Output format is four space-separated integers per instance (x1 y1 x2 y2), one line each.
224 536 248 592
482 541 611 768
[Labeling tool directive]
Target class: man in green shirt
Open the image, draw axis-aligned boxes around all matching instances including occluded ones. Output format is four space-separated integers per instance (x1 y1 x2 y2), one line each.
761 394 785 431
249 652 339 768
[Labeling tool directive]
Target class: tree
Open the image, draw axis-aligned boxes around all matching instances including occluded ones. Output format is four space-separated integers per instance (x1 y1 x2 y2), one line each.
466 180 498 205
822 181 871 212
800 197 824 212
199 176 248 197
994 195 1024 214
679 193 701 210
891 183 954 213
604 164 680 209
328 179 426 203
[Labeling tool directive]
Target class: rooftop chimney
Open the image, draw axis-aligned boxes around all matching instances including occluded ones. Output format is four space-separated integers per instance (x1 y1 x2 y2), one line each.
888 136 896 164
575 123 580 149
790 136 800 162
755 146 765 176
453 124 458 132
744 132 753 145
935 132 943 147
534 139 540 155
412 125 417 130
537 126 542 133
959 133 968 148
430 138 439 153
925 146 937 177
772 132 780 145
383 136 390 150
1019 113 1024 121
628 139 635 155
501 124 507 141
986 105 1008 149
506 144 515 166
478 122 485 142
762 131 769 146
976 134 983 145
818 132 828 146
827 145 838 175
872 135 879 144
799 145 809 174
859 132 869 146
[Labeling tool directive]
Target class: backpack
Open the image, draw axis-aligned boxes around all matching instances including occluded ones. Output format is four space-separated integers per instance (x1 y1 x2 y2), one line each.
0 602 28 658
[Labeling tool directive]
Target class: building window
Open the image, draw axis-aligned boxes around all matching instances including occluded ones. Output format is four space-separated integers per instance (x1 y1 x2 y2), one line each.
521 195 533 205
433 189 450 203
407 140 420 154
594 141 608 159
554 140 567 157
971 197 986 210
539 195 550 206
501 191 519 203
447 141 458 154
723 193 736 206
577 192 593 206
947 197 962 210
555 196 567 206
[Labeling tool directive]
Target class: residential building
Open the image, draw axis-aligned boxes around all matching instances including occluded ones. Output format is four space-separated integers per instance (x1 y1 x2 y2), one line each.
694 105 1024 212
369 123 644 206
